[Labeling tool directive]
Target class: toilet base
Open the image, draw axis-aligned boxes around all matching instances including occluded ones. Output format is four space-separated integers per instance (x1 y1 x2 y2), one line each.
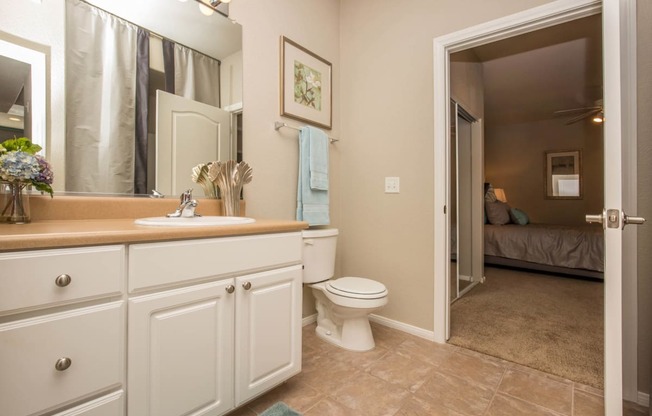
315 316 376 352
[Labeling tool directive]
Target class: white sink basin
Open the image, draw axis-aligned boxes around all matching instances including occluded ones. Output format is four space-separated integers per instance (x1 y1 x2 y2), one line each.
135 216 255 227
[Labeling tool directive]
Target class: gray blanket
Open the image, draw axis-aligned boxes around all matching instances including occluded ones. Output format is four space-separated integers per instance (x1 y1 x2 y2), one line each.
484 224 604 272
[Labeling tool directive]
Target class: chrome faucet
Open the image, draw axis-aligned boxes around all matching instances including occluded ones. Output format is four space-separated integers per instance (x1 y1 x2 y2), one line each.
167 189 200 218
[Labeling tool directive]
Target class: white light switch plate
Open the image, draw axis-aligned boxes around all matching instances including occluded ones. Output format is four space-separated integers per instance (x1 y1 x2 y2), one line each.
385 177 400 193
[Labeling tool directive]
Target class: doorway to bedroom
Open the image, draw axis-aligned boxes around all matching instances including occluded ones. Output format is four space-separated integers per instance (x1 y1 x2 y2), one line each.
446 13 606 389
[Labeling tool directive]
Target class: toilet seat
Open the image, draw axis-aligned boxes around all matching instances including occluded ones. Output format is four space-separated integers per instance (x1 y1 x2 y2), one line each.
326 277 388 299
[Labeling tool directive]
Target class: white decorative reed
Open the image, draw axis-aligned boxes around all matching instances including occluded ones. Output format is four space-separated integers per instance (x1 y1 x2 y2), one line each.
207 160 253 216
191 162 219 198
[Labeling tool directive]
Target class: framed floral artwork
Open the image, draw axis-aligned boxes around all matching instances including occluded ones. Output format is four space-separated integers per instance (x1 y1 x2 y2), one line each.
280 36 332 130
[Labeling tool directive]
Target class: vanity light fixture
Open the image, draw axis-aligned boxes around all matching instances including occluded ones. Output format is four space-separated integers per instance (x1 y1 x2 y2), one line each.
194 0 231 16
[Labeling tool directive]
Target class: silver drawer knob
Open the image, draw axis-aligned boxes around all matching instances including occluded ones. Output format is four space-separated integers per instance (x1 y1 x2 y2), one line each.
55 357 72 371
225 285 235 294
242 282 252 290
55 274 72 287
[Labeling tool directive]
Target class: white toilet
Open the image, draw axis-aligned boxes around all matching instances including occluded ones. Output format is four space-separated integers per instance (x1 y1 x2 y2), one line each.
302 229 388 351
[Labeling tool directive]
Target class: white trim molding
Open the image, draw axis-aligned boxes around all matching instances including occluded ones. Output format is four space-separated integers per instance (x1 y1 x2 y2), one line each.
368 314 435 342
303 313 436 341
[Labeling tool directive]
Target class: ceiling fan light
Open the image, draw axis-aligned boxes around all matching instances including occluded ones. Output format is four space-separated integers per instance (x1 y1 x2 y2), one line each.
592 114 604 123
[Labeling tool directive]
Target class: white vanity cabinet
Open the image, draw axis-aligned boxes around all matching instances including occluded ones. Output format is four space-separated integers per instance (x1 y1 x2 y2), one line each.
127 232 303 416
0 246 126 416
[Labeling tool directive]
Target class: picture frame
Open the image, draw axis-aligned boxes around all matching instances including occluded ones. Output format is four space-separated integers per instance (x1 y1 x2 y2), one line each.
545 150 582 199
280 36 332 130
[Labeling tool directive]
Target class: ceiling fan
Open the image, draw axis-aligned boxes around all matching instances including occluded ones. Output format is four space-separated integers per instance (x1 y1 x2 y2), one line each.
553 99 603 124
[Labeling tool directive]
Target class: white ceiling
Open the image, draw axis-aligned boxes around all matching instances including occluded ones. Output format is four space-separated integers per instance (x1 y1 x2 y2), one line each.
453 14 602 125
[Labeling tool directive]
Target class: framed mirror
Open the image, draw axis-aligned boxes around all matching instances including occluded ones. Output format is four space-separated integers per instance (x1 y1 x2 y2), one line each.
0 0 242 197
545 149 582 199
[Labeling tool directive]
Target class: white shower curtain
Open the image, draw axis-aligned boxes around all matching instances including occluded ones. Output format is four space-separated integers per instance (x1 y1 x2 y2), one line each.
65 0 137 194
174 45 221 108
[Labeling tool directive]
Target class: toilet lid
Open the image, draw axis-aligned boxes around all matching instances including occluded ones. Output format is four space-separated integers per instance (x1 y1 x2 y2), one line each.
326 277 388 299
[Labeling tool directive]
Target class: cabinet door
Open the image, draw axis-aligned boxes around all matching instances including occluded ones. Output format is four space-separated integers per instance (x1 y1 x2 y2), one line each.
0 302 124 416
235 265 302 405
128 280 235 416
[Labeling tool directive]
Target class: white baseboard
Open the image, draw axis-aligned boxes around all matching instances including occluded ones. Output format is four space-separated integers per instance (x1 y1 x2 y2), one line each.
458 274 472 282
304 312 436 342
302 314 317 326
369 314 436 342
637 391 649 408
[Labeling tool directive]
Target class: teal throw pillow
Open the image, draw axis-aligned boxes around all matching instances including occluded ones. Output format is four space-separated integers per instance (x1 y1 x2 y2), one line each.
509 208 529 225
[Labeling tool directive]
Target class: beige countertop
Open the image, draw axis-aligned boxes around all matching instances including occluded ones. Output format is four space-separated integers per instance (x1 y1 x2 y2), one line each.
0 196 309 251
0 218 309 251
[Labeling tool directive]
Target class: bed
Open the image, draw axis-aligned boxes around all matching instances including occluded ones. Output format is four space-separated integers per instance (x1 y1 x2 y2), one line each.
483 223 604 279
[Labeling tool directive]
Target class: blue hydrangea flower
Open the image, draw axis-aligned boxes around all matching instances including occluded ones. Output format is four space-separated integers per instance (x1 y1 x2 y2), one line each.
0 151 40 182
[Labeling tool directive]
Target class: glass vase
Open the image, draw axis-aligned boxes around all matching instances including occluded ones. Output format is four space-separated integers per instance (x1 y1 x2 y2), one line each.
0 181 31 224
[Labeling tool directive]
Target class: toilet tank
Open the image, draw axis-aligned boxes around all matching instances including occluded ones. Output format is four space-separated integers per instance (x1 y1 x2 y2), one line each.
302 228 339 284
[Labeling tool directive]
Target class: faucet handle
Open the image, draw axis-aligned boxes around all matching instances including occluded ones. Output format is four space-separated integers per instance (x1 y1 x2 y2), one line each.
181 189 193 203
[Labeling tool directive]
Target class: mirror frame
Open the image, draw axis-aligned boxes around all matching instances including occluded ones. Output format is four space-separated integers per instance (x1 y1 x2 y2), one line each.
0 37 46 153
544 149 583 199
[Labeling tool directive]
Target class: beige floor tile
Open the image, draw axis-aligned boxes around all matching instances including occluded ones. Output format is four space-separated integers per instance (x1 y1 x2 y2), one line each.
574 390 604 416
247 379 324 414
370 322 411 349
395 395 468 416
304 398 358 416
574 382 604 397
331 372 411 416
224 406 257 416
498 368 573 415
303 324 341 354
437 350 506 389
292 356 363 393
395 337 455 368
368 352 435 392
415 371 494 416
486 393 563 416
327 344 390 370
267 323 644 416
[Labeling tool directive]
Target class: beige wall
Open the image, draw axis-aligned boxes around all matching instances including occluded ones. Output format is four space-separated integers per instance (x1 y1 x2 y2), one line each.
229 0 341 317
338 0 551 331
636 0 652 398
484 119 604 225
451 50 485 119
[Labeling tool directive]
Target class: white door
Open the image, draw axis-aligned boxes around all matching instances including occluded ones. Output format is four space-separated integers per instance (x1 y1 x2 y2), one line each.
156 90 232 197
592 1 644 413
234 265 302 406
128 280 235 416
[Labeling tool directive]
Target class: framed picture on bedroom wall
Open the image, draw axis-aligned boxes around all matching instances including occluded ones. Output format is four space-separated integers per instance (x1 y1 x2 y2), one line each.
545 150 582 199
280 36 332 130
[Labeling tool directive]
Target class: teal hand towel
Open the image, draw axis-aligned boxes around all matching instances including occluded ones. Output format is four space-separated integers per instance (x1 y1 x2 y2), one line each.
297 126 330 226
308 127 329 191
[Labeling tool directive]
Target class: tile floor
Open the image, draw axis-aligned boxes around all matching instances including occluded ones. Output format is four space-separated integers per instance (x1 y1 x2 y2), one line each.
228 323 649 416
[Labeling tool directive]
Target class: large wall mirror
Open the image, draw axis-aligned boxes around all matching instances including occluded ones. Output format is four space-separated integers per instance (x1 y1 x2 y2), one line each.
0 0 242 197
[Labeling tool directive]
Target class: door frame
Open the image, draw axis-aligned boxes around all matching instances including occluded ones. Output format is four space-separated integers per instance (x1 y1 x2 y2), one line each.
433 0 638 411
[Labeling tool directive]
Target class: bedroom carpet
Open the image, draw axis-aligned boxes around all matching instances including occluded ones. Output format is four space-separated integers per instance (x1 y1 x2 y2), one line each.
449 266 604 388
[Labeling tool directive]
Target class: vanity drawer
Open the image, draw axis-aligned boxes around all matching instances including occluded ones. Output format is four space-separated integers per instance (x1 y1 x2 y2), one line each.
0 245 124 315
0 301 124 416
129 232 302 292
